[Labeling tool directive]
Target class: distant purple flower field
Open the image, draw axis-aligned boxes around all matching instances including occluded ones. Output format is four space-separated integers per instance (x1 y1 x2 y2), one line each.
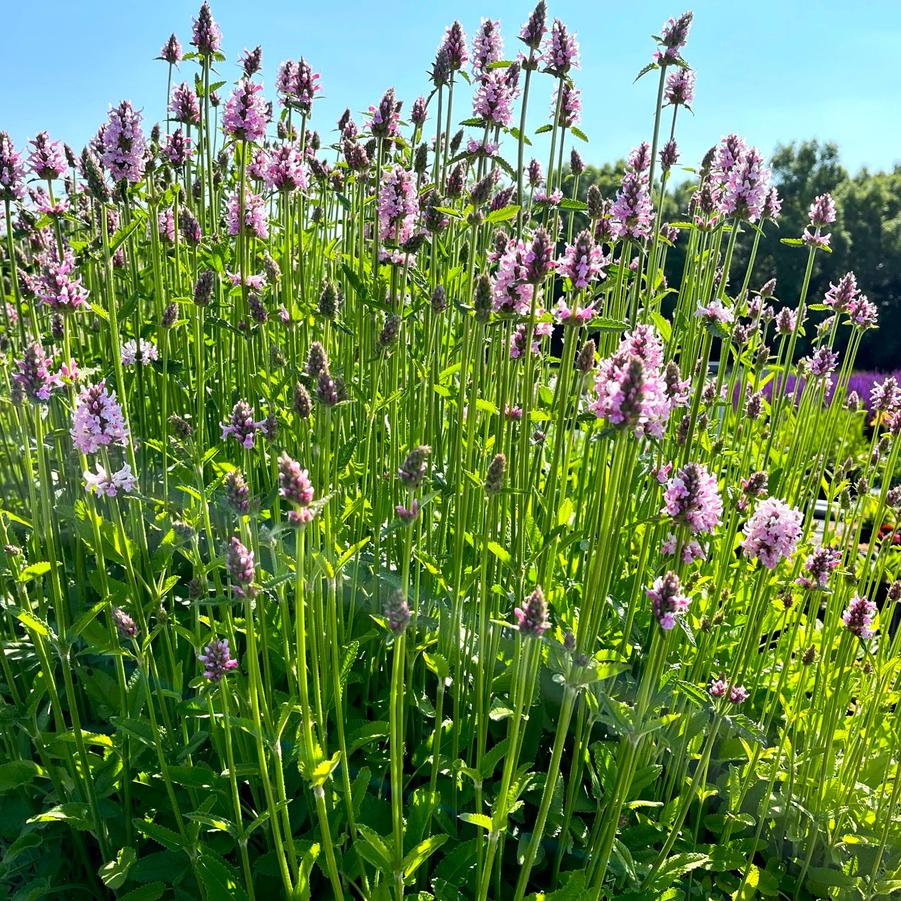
735 370 901 412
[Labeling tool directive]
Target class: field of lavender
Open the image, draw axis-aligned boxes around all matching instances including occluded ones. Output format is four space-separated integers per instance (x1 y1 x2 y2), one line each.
1 3 900 899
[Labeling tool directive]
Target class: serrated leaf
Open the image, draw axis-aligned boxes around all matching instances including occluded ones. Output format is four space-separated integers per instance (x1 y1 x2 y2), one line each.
403 834 448 879
119 884 167 901
486 541 510 564
100 846 137 889
18 561 51 582
134 818 189 852
0 760 39 792
486 204 520 224
458 813 493 830
356 823 393 872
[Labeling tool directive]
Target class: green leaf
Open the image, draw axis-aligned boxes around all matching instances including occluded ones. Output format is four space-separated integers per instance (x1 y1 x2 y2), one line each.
2 830 43 863
195 845 249 900
403 834 448 879
650 311 672 343
458 813 493 830
570 126 589 143
587 316 630 332
486 204 520 223
113 716 159 749
71 600 108 639
355 823 393 872
134 818 190 852
18 562 51 582
646 852 709 891
311 750 342 788
724 713 768 747
0 760 39 793
486 541 511 565
15 609 51 638
108 215 145 253
99 846 137 889
479 738 509 780
559 198 587 211
423 651 450 682
119 884 167 901
349 720 389 754
28 803 91 830
806 866 859 889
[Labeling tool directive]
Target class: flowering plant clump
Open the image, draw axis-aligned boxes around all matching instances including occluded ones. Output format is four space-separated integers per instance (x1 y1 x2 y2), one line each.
0 4 899 900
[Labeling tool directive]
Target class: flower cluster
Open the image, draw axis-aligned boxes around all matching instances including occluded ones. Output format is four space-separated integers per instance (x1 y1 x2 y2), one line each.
742 497 803 569
590 326 670 439
515 586 550 636
662 463 723 534
221 400 265 449
199 638 239 681
378 166 419 245
842 594 877 639
223 80 269 143
103 101 146 183
71 381 129 454
647 571 688 630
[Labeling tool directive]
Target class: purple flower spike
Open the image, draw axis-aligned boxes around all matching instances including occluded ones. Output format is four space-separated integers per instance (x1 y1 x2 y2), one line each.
163 128 192 167
103 101 146 184
808 193 836 228
843 594 877 639
160 34 182 65
276 58 321 114
226 537 256 598
590 328 671 439
662 462 723 535
647 571 688 631
474 72 516 127
222 400 264 449
557 229 607 289
728 685 749 705
200 638 238 681
378 166 419 245
0 132 26 200
369 88 401 140
223 80 269 143
795 545 841 590
472 19 503 76
278 451 315 515
384 589 412 633
519 1 547 51
27 132 67 181
664 68 695 107
441 21 469 72
612 165 654 241
170 83 200 126
192 2 222 57
655 10 693 63
515 587 550 637
83 462 137 498
552 81 581 128
265 143 308 193
543 19 580 76
226 188 268 239
113 607 137 639
13 342 61 403
239 46 263 78
742 497 803 569
721 146 771 222
71 380 129 454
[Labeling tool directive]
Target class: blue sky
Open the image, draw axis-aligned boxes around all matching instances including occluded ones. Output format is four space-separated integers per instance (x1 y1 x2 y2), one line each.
2 1 898 176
